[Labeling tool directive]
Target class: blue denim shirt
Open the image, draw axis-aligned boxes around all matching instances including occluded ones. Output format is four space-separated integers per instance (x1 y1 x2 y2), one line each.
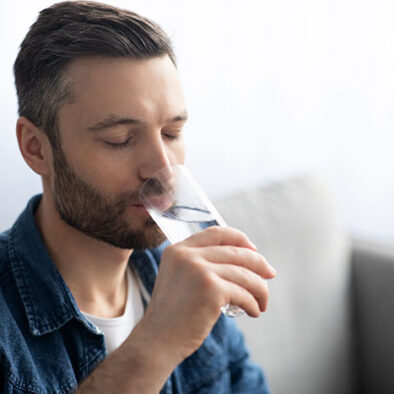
0 195 270 393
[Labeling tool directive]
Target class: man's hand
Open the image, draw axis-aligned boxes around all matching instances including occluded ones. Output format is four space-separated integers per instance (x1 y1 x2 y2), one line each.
135 226 276 366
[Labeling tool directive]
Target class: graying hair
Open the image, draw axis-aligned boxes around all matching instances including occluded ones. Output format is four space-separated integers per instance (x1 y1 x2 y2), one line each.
14 1 176 147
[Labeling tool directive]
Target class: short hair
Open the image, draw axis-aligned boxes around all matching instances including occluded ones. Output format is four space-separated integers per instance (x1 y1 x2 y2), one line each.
14 1 176 147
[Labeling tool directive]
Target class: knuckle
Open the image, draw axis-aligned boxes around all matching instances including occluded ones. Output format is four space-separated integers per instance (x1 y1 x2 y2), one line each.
163 245 193 268
197 272 223 304
239 284 251 298
174 246 192 262
228 245 241 257
199 270 218 291
205 225 222 238
238 266 251 281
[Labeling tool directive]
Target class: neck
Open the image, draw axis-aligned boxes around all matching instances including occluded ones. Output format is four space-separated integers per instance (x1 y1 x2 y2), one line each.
35 192 133 318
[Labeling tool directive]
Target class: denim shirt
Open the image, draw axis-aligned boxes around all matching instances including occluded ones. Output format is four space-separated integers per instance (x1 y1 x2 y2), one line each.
0 195 270 393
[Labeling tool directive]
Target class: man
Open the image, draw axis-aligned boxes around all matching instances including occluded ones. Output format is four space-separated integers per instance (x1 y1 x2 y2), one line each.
0 1 276 392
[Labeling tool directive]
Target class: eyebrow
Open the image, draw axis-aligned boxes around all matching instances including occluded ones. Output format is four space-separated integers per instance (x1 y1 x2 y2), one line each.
88 115 145 132
88 112 188 132
169 112 188 123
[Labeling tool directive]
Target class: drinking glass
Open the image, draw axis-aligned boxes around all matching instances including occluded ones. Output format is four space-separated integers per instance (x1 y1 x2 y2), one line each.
139 164 245 318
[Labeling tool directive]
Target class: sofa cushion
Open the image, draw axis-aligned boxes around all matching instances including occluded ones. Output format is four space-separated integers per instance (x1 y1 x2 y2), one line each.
215 176 353 394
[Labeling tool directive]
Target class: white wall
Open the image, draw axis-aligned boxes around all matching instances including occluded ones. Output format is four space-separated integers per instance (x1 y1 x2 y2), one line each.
1 0 394 245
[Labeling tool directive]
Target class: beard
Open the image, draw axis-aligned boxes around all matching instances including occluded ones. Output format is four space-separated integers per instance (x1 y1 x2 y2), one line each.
51 145 166 250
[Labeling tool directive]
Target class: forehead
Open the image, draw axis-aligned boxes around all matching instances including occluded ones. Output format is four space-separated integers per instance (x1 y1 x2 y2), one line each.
61 55 185 123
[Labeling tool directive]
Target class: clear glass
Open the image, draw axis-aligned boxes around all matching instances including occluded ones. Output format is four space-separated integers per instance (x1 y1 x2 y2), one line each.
139 164 245 318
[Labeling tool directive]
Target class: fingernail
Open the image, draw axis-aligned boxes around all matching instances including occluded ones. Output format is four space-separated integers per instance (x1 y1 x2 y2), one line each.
268 264 276 275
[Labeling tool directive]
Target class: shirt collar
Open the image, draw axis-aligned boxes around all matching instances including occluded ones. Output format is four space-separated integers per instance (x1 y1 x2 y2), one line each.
8 195 81 336
8 194 168 337
131 241 168 294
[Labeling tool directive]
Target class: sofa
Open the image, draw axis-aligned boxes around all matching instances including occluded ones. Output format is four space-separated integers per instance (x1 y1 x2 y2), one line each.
214 176 394 394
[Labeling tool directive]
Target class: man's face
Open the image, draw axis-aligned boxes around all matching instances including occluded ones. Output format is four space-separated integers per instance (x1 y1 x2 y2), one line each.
51 56 187 250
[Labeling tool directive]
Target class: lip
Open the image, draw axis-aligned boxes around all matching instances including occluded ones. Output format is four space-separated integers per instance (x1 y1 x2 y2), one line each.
143 196 173 212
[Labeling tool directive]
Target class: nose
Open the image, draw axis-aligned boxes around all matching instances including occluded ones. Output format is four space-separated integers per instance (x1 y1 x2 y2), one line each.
137 134 173 182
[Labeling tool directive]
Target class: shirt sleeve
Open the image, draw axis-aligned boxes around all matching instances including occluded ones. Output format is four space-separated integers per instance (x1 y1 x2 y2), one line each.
224 316 272 394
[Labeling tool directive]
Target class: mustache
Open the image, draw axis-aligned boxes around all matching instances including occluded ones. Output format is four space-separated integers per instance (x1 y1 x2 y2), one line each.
141 177 165 196
117 178 170 207
139 177 173 199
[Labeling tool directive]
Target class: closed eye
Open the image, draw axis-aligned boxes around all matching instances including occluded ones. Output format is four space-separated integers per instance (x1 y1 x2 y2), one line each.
162 133 180 141
104 138 131 149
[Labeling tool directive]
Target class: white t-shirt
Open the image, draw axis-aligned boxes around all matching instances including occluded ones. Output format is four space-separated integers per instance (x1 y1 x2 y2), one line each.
83 267 144 354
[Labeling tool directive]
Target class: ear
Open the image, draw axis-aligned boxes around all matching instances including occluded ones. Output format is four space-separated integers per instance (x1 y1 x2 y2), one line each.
16 117 52 176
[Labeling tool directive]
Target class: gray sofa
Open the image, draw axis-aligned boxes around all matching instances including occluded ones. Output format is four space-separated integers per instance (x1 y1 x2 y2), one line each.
215 176 394 394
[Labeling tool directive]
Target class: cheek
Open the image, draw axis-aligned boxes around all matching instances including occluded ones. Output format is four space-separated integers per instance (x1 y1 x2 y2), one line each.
69 148 137 194
91 160 138 192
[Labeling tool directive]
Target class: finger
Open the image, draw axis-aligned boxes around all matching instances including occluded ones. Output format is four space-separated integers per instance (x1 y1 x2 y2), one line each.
212 264 270 312
201 246 276 279
219 279 262 317
183 226 257 251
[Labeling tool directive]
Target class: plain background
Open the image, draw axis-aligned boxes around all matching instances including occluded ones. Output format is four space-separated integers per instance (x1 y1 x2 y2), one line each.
1 0 394 245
